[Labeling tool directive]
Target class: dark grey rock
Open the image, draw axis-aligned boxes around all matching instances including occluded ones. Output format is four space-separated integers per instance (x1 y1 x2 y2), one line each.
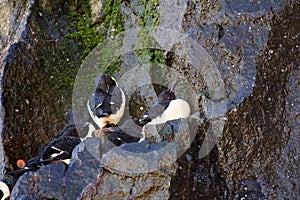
11 162 66 200
236 179 265 200
63 139 102 200
78 170 170 200
101 140 177 175
240 179 262 192
238 191 265 200
1 0 85 180
0 0 34 180
3 0 299 199
11 138 102 200
148 140 169 152
120 140 151 153
225 0 285 13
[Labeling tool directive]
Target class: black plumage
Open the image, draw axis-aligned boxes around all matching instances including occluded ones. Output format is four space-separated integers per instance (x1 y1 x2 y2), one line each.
40 136 81 165
7 112 95 178
136 89 176 126
101 125 141 146
87 74 126 128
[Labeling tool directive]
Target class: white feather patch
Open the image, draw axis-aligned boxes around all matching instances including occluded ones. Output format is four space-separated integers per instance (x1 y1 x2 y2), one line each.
0 181 10 200
148 99 190 125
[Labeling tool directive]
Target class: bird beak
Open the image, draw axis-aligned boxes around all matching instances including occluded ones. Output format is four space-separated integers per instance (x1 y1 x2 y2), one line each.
93 128 103 138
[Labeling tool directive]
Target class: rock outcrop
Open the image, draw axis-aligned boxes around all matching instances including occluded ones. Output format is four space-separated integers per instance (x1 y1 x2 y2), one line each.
11 138 172 199
1 0 299 199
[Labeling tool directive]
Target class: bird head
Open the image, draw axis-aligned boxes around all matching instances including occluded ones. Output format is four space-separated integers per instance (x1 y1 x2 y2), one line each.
157 89 176 104
94 74 116 94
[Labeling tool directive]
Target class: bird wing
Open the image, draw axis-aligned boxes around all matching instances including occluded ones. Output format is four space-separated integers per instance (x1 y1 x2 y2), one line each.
107 128 140 146
136 89 175 126
89 90 115 118
88 91 106 112
41 137 81 163
137 102 168 126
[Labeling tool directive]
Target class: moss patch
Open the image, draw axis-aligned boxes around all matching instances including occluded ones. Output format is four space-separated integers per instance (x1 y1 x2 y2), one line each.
66 0 125 60
66 1 104 57
103 0 125 37
136 0 164 64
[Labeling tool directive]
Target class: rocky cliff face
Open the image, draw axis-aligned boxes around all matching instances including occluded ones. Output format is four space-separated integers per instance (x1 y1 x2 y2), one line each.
0 0 35 181
2 0 83 168
1 0 299 199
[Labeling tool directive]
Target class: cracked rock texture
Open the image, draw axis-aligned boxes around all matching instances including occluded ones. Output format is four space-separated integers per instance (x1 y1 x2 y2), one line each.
1 0 299 199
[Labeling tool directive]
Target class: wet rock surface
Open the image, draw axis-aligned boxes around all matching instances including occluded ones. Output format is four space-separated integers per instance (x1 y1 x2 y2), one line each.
236 179 265 200
2 0 83 168
219 3 299 199
0 0 299 199
171 1 300 199
0 0 35 181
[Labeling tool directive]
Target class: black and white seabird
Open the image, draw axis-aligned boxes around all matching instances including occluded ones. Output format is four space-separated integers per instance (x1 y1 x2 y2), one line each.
100 125 141 146
0 181 9 200
40 136 81 165
135 89 191 140
9 137 79 175
87 74 126 128
40 121 96 165
8 121 95 176
8 137 78 176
